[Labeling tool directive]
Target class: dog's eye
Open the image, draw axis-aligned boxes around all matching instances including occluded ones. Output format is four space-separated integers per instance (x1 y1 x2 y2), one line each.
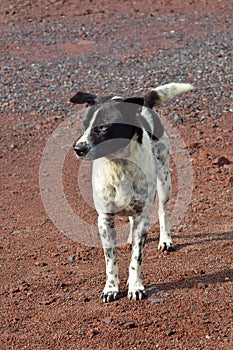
98 124 108 131
93 124 109 133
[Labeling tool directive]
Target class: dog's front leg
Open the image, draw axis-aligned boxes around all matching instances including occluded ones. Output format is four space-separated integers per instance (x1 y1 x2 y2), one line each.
98 213 119 302
128 215 149 300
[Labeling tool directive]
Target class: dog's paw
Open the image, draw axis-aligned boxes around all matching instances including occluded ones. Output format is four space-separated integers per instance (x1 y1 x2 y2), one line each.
128 288 147 301
101 291 119 303
158 240 174 252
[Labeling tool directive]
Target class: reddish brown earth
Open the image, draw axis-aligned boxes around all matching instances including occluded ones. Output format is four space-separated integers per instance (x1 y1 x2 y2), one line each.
1 1 232 349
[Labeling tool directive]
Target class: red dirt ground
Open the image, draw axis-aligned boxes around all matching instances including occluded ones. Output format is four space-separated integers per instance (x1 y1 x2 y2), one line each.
1 1 232 349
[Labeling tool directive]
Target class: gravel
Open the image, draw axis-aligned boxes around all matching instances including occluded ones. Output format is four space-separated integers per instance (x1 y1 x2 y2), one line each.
1 1 232 349
1 11 232 128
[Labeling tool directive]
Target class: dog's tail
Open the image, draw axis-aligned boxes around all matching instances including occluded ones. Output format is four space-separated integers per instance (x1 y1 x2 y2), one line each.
144 83 194 108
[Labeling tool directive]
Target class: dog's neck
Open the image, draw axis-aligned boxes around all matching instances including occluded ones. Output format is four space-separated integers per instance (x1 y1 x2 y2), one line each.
103 134 141 161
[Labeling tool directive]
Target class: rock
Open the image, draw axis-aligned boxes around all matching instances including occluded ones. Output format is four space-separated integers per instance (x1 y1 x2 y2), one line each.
67 255 75 261
173 114 183 124
167 330 176 336
123 322 136 329
213 156 231 167
87 328 98 338
34 261 47 267
12 230 20 235
205 335 212 339
83 296 90 303
102 317 112 324
193 268 205 275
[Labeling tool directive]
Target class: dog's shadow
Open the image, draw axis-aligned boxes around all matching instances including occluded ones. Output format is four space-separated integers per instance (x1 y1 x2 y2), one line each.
146 230 233 251
118 269 232 301
119 230 232 300
147 268 232 296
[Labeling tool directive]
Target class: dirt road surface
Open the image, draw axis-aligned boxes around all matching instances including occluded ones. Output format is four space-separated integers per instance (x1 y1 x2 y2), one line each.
1 1 232 349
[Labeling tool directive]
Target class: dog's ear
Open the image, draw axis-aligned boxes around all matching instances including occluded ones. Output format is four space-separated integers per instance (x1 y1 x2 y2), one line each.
123 97 144 106
70 92 97 105
144 91 161 109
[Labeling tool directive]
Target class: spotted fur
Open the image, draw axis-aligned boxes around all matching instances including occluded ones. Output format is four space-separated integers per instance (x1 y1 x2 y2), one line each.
72 83 193 302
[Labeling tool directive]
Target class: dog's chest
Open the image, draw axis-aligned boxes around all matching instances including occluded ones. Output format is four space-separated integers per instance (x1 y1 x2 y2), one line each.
92 146 156 215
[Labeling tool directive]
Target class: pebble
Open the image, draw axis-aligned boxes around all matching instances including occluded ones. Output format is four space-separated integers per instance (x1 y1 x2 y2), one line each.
11 230 20 235
102 317 112 324
87 328 98 338
10 144 18 150
34 261 48 267
173 113 183 124
123 322 136 329
167 330 176 337
83 296 90 303
1 12 232 127
213 156 231 167
67 255 75 261
193 268 205 275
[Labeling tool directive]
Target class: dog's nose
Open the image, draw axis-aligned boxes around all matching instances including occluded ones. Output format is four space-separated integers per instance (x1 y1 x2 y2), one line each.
73 142 89 158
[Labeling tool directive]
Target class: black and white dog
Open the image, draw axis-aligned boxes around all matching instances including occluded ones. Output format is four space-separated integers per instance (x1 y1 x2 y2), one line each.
71 83 193 302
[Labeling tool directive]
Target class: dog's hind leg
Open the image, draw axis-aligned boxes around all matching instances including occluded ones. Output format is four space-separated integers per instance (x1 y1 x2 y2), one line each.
127 216 134 244
157 165 174 252
127 215 149 300
98 213 119 302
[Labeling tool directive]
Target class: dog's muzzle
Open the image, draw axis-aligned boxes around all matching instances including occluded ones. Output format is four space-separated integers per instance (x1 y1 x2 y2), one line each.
74 142 89 158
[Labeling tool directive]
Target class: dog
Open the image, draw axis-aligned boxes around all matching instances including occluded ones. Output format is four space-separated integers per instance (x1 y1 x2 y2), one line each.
71 83 193 302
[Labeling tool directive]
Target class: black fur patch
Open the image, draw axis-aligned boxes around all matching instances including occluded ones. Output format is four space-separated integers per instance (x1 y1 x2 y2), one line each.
144 91 161 108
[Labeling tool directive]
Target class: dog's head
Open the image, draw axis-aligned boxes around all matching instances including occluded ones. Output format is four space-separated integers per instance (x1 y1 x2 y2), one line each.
71 92 148 160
